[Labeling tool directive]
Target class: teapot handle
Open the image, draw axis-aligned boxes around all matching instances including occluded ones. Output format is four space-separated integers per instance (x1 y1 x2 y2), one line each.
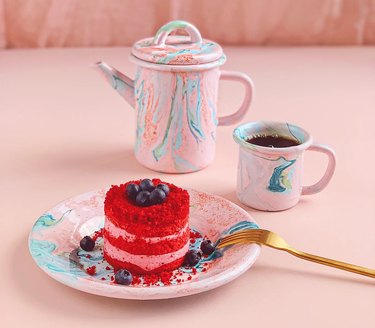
153 20 202 46
218 71 254 126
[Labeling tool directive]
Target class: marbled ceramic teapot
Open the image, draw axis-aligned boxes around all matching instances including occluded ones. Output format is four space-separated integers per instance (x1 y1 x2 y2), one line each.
96 20 254 173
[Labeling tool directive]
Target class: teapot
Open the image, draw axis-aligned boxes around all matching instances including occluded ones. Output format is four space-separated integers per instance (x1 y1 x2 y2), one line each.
95 20 254 173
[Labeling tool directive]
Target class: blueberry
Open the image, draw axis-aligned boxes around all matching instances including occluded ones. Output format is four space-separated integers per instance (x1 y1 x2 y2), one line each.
126 183 140 200
140 179 154 192
79 236 95 251
114 269 133 285
135 190 150 206
184 250 201 267
149 188 166 205
156 183 170 196
200 239 215 255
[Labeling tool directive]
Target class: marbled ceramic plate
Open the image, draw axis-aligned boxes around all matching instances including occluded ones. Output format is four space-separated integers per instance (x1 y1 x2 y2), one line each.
29 188 260 300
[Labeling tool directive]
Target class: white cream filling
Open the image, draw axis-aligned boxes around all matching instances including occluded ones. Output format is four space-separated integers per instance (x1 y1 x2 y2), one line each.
105 218 189 244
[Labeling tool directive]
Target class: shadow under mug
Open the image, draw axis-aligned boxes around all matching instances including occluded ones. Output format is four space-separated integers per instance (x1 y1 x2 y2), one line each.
233 121 336 211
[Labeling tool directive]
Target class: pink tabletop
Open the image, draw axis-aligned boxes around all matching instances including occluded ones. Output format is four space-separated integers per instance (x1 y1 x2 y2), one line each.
2 47 375 327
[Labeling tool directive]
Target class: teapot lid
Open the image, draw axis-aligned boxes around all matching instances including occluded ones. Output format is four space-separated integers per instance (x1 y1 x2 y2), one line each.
131 20 223 65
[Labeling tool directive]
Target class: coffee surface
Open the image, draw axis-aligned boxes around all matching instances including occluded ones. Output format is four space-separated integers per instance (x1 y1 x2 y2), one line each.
246 135 300 148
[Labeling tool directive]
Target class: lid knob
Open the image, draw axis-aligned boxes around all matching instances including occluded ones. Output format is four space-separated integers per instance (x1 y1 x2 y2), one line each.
153 20 202 46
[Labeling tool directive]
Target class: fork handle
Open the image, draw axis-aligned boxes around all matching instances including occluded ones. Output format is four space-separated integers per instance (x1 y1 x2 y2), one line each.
286 248 375 278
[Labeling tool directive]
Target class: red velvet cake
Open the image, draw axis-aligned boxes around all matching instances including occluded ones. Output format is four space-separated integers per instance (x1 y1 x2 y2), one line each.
103 178 190 274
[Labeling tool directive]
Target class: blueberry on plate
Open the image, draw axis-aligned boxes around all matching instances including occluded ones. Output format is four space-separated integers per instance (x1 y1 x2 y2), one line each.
156 183 170 196
126 183 140 200
149 188 166 205
114 269 133 285
200 239 215 255
135 190 151 206
139 178 154 192
184 250 202 267
79 236 95 251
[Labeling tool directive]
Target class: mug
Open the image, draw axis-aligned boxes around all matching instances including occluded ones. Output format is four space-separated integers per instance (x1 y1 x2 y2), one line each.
233 121 336 211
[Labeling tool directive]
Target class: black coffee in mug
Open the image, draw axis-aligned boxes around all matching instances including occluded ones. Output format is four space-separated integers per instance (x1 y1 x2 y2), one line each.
246 135 300 148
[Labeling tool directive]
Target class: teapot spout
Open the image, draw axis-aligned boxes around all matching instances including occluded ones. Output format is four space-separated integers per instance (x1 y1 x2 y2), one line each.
94 61 135 108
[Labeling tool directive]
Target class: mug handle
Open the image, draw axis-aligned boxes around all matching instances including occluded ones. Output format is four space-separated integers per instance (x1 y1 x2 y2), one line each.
302 143 336 195
218 71 254 126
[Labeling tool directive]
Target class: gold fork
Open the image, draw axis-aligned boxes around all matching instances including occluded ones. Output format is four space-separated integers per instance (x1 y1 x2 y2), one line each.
217 229 375 278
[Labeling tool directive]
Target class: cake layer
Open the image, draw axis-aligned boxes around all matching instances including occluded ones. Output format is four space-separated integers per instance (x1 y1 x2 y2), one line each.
104 239 189 272
104 179 189 237
104 253 185 274
104 218 190 255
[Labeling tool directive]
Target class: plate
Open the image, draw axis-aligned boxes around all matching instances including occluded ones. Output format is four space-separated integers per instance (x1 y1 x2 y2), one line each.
29 188 260 299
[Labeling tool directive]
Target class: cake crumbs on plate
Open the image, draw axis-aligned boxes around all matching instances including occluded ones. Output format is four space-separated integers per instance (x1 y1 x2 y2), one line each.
86 265 96 275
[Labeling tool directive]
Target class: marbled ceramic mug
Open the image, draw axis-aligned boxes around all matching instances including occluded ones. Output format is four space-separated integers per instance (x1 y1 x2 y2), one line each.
233 121 336 211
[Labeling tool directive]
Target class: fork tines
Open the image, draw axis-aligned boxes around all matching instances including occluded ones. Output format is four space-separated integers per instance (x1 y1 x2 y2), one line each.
217 229 263 248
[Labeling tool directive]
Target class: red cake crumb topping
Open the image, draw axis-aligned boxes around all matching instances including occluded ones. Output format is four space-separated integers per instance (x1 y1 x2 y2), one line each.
126 266 204 287
190 231 201 239
134 271 174 287
104 179 189 237
86 266 96 275
92 228 103 241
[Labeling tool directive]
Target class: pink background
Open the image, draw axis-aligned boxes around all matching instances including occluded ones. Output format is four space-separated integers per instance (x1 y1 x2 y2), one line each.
1 0 375 48
2 1 375 326
2 45 375 327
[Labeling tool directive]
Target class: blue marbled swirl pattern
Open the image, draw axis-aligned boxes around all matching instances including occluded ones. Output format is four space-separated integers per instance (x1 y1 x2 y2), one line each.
268 157 296 192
